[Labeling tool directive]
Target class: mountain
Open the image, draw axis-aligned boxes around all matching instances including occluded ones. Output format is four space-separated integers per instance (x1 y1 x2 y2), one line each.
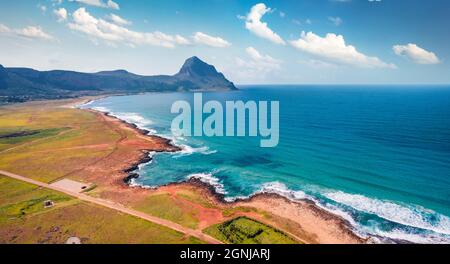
0 56 237 103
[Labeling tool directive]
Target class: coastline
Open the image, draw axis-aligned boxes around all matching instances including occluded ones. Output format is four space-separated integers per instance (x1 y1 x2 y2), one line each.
76 98 365 244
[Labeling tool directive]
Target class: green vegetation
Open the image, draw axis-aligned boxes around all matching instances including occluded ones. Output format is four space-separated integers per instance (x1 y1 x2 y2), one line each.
0 106 117 183
0 128 66 152
0 175 75 224
204 217 298 244
135 193 199 229
0 176 205 244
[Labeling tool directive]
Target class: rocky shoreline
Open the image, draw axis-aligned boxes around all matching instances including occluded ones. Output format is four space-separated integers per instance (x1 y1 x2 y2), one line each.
85 105 365 244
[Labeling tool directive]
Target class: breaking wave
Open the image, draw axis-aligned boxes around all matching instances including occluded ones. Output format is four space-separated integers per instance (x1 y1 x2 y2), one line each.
187 172 227 195
324 191 450 237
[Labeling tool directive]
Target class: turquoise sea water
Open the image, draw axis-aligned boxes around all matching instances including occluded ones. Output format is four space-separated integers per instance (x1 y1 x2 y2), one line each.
82 86 450 243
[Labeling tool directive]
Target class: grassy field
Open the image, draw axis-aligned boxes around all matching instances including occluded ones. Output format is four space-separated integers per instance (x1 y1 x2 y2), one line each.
0 175 204 244
0 103 118 183
135 193 200 229
204 217 298 244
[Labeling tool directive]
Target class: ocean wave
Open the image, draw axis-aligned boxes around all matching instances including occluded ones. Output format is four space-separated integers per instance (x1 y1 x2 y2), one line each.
258 181 308 200
91 106 111 113
187 172 227 195
111 112 155 133
173 145 217 158
224 181 308 203
324 191 450 236
374 228 450 244
74 100 94 109
92 109 157 134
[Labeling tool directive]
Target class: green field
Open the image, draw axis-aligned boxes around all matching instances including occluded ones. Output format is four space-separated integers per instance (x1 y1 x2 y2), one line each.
0 175 204 244
204 217 298 244
134 193 201 229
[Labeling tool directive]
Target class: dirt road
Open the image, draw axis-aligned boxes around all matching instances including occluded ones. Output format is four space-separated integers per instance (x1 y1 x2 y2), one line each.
0 169 223 244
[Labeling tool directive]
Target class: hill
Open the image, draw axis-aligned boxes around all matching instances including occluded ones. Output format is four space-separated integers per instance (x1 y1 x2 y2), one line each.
0 56 236 103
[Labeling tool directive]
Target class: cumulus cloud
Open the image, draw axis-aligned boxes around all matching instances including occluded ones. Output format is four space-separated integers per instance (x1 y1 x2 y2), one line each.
245 46 282 69
290 31 395 68
70 0 119 10
54 8 68 22
192 32 231 48
245 3 285 45
0 23 55 41
67 8 190 48
393 43 440 64
236 46 282 75
108 14 131 26
17 26 55 40
231 47 282 82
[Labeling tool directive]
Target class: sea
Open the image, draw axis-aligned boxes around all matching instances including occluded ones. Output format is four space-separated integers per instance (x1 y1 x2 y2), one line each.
81 85 450 243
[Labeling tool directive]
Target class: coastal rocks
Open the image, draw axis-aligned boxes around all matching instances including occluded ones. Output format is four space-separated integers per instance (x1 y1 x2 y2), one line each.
122 153 152 184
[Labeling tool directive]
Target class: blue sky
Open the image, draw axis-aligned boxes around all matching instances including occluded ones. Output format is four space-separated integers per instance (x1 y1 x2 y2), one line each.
0 0 449 84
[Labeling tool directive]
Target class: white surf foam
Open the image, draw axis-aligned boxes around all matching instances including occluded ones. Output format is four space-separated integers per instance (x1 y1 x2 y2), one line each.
324 191 450 236
374 228 450 244
224 182 308 203
73 99 94 109
173 145 217 158
127 152 157 189
91 106 111 113
112 112 155 132
258 181 308 200
187 173 227 195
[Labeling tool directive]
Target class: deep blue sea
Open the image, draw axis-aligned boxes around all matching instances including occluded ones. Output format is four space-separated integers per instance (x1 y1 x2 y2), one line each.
82 86 450 243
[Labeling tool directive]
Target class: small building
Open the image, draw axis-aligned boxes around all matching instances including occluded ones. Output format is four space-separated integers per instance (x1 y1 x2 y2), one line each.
43 200 54 208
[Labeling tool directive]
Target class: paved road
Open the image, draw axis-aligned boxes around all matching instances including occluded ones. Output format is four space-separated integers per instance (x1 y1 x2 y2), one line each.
0 169 223 244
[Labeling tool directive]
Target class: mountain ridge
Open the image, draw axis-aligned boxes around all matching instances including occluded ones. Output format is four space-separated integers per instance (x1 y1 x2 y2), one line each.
0 56 237 103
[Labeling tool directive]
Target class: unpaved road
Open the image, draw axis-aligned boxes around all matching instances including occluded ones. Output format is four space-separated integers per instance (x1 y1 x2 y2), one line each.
0 169 223 244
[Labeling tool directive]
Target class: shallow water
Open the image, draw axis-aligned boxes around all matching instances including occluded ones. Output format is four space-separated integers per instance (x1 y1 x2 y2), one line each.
83 85 450 243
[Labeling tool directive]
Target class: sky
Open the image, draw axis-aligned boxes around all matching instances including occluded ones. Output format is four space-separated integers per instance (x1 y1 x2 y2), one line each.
0 0 449 85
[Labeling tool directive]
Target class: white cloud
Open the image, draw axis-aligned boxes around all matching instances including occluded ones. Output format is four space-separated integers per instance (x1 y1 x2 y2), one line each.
38 4 47 13
67 8 189 48
0 23 55 41
108 14 131 25
393 43 440 65
235 47 282 76
174 35 191 45
245 46 282 69
245 3 285 45
328 16 343 26
18 26 55 41
0 24 10 33
299 59 338 69
290 31 395 68
232 47 282 82
106 0 119 9
70 0 119 10
54 8 68 22
192 32 231 48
